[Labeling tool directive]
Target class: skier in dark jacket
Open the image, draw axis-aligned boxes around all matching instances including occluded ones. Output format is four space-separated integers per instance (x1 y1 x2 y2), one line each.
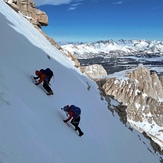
62 105 84 137
33 70 53 95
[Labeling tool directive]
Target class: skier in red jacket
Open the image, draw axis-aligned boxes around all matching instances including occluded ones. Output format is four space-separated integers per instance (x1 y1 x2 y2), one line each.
62 105 84 137
33 70 53 95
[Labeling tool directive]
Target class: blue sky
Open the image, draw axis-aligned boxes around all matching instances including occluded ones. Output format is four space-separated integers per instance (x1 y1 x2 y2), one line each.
34 0 163 43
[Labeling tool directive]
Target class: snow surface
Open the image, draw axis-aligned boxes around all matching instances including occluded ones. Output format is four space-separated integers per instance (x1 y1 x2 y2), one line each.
0 1 162 163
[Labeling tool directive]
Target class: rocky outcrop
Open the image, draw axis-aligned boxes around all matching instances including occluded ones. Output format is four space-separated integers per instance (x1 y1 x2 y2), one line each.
80 64 107 79
95 66 163 150
4 0 48 27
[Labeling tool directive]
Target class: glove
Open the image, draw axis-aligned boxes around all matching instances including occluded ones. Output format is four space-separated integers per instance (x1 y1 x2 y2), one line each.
63 120 67 123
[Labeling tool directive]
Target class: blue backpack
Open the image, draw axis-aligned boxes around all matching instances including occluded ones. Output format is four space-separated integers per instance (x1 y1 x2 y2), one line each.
40 68 53 82
69 105 81 118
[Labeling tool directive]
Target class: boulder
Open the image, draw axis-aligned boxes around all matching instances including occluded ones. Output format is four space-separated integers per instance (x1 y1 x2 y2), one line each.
4 0 48 27
81 64 107 79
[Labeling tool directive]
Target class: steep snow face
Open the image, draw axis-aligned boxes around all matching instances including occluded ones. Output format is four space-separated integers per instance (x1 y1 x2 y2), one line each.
61 39 163 59
0 1 162 163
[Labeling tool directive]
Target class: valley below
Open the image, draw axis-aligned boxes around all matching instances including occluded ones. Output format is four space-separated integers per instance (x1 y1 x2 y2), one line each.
78 54 163 75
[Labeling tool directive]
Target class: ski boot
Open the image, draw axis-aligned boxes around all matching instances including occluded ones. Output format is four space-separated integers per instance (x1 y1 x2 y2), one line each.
47 91 53 95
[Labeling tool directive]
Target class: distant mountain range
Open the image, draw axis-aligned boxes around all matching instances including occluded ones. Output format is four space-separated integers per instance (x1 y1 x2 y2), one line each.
61 39 163 59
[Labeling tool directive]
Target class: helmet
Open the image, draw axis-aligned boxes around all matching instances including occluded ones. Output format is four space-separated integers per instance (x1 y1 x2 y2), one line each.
63 105 69 111
35 70 40 76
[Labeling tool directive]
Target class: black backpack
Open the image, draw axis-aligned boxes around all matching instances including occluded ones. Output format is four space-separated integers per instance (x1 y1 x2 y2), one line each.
40 68 53 82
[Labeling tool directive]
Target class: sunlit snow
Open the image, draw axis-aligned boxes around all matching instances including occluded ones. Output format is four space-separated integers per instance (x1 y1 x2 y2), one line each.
0 1 162 163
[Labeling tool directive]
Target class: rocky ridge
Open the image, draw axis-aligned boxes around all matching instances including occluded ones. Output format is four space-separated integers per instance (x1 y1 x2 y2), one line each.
95 65 163 150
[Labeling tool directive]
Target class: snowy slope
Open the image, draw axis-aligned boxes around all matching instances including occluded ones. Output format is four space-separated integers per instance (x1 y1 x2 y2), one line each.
0 1 162 163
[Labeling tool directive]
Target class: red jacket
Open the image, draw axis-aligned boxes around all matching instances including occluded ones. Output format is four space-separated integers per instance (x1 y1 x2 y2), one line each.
35 71 46 85
64 110 75 122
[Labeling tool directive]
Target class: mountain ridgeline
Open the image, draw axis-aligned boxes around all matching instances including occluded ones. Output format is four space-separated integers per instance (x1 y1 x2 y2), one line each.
61 39 163 59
